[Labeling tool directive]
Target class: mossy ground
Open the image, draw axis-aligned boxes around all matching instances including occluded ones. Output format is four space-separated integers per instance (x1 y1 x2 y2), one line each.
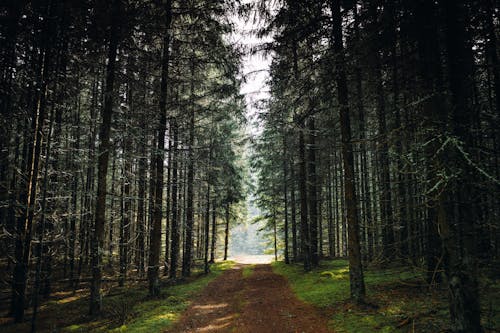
272 259 499 333
242 264 255 278
1 261 234 333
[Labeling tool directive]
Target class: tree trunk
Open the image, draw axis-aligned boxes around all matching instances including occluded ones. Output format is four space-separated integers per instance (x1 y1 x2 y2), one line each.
11 2 53 320
169 121 180 279
204 186 210 274
307 118 319 267
89 0 120 315
148 0 172 295
440 1 482 331
283 133 290 264
330 0 365 304
183 59 196 277
210 201 217 263
298 124 311 270
223 203 230 261
290 155 298 262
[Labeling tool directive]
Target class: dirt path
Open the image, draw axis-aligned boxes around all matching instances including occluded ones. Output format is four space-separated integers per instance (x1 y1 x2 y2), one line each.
166 264 331 333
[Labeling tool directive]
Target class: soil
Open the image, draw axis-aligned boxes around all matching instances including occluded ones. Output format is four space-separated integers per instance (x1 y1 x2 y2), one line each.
166 264 332 333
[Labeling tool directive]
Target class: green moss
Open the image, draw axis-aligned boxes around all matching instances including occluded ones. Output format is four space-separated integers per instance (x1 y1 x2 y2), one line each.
272 259 499 332
109 261 235 333
272 260 351 307
242 265 255 278
53 261 236 333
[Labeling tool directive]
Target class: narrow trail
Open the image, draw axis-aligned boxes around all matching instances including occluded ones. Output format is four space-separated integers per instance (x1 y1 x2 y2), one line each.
166 264 331 333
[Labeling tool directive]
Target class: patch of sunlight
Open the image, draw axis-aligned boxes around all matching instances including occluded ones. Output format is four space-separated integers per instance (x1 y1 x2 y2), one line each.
193 303 229 310
196 316 234 332
65 324 82 331
361 315 378 325
386 303 404 315
214 260 236 271
58 295 83 304
62 320 107 333
214 314 238 323
320 270 348 281
154 312 178 321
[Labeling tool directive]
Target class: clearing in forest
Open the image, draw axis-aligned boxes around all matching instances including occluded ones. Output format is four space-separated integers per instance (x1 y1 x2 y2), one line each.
166 264 331 333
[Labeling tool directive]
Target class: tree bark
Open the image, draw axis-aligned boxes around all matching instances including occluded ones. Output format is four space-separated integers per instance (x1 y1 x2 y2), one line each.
148 0 172 295
89 0 120 315
330 0 365 304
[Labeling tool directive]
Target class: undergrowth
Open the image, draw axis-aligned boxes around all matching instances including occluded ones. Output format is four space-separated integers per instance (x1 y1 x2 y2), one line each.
1 261 234 333
272 259 499 333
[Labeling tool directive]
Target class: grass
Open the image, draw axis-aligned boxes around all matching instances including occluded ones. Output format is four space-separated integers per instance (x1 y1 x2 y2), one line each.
242 265 255 278
1 261 235 333
273 259 500 333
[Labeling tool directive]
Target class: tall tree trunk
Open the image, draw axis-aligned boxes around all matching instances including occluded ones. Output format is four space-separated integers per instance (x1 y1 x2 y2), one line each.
289 156 298 262
163 126 172 275
169 121 180 279
413 0 443 284
307 118 319 267
440 1 482 331
368 2 394 261
298 124 310 270
283 133 290 264
327 154 335 258
69 92 81 287
89 0 120 315
31 104 55 333
136 108 147 276
148 0 172 295
210 201 217 263
331 0 365 304
11 2 53 320
120 102 132 287
223 202 230 261
183 60 196 277
204 186 210 274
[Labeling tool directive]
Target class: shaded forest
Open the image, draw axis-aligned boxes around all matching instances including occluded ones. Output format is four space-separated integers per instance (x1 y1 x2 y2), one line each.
0 0 499 332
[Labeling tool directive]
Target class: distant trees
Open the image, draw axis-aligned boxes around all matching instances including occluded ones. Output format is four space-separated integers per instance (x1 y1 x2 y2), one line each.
253 0 499 331
0 0 246 324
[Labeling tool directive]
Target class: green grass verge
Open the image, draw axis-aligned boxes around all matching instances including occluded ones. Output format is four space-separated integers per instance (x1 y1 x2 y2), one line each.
272 260 499 333
97 261 235 333
1 261 234 333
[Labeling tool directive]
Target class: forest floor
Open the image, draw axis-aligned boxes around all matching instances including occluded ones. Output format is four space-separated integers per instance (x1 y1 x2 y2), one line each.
1 258 498 332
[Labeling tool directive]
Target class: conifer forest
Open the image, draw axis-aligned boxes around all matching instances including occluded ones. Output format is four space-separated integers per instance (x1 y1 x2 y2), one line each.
0 0 499 332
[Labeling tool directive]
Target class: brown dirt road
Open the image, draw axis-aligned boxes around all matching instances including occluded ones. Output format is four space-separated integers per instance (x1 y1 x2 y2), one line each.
166 264 332 333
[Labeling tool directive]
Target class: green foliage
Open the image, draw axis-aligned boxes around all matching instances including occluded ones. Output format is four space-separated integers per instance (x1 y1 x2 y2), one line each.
0 262 235 333
273 260 499 332
106 261 235 333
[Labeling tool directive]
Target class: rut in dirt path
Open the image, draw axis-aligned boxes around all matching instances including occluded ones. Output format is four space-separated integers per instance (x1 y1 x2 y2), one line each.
166 264 332 333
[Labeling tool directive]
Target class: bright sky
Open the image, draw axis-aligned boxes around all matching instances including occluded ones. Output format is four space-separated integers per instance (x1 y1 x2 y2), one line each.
229 0 273 137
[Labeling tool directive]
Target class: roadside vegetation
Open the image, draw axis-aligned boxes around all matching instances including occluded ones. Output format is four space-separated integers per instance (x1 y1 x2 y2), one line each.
1 262 234 333
273 260 500 333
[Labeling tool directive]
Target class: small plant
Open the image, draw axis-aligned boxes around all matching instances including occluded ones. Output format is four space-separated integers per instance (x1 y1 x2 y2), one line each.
106 297 135 326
